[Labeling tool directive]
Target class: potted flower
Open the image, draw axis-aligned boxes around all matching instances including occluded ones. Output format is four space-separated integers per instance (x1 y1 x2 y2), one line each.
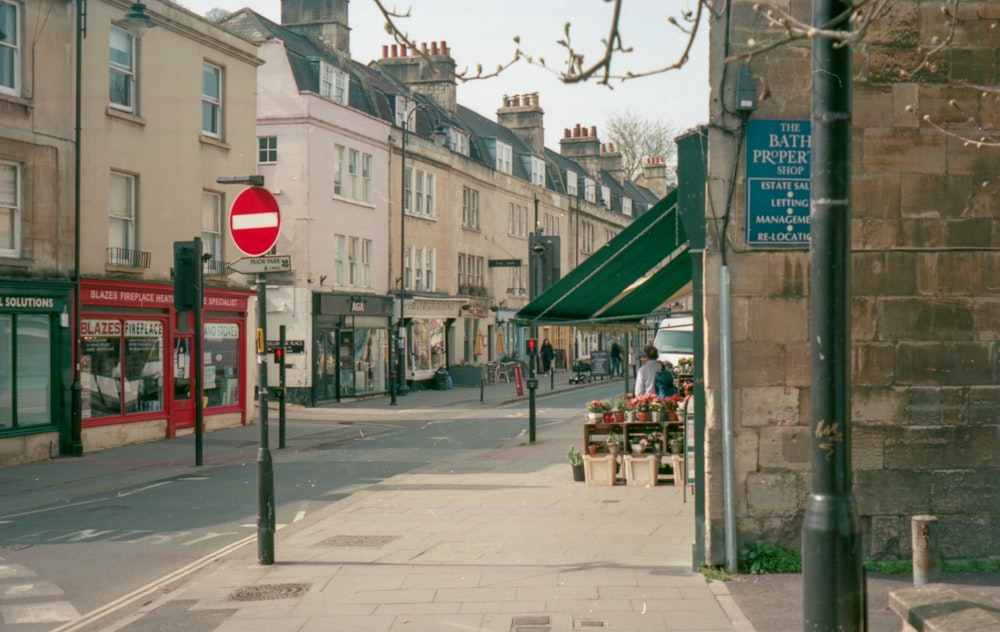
569 445 586 481
649 399 664 422
641 431 663 453
668 431 684 454
630 393 658 421
613 397 629 422
586 399 609 421
606 430 623 455
662 395 682 421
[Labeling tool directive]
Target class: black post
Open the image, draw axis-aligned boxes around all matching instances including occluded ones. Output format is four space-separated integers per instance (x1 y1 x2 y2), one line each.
256 274 275 565
802 0 864 628
527 196 540 444
528 349 537 444
192 237 204 467
69 0 87 458
396 111 412 399
278 324 286 449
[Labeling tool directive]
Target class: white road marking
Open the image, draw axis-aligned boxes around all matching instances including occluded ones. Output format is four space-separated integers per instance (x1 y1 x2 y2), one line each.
49 534 256 632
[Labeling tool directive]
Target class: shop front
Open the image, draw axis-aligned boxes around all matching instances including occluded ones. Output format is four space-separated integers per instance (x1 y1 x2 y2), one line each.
0 281 73 466
312 293 392 403
404 297 468 384
79 279 251 450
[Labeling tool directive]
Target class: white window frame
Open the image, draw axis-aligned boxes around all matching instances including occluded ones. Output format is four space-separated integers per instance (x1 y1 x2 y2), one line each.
395 95 415 131
424 173 435 217
0 1 20 95
334 234 345 285
463 187 480 229
495 141 512 174
348 237 359 286
415 169 424 215
623 197 633 217
333 144 345 197
334 68 348 104
201 191 223 271
404 246 413 290
361 153 372 203
109 171 136 259
601 185 611 209
0 161 20 256
581 221 594 254
414 247 424 291
567 171 578 196
457 254 464 289
258 136 277 163
426 248 435 291
403 165 413 214
109 26 135 112
347 149 359 199
531 156 546 186
201 62 222 138
584 178 596 204
362 238 372 287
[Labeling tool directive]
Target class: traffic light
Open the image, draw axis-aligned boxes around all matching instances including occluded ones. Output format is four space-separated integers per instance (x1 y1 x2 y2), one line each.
273 346 284 365
173 240 201 311
526 338 538 354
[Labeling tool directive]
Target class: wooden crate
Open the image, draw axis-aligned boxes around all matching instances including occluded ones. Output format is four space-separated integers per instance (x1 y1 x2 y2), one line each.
583 454 617 486
624 454 659 486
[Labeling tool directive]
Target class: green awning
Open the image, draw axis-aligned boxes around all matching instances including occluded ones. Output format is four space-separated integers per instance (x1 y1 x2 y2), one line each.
515 191 690 326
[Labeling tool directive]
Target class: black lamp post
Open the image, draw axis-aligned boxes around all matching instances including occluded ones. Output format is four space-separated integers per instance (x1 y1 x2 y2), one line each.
70 1 155 456
391 103 446 404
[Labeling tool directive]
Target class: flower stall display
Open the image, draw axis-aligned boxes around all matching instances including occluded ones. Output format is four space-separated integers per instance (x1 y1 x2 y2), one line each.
586 399 610 421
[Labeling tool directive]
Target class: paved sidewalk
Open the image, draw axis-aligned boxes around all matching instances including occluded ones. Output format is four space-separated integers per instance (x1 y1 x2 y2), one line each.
75 372 753 632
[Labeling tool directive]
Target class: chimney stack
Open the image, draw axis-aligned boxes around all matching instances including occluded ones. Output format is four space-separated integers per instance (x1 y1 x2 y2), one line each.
281 0 351 55
496 92 545 154
375 40 458 114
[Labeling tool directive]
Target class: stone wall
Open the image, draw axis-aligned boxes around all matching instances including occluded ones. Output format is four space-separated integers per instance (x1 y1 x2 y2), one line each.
703 0 1000 563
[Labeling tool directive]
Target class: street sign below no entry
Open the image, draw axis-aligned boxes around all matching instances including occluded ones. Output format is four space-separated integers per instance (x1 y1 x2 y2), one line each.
230 186 280 256
227 255 291 275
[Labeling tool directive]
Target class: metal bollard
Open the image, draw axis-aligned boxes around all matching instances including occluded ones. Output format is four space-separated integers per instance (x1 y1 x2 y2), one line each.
911 515 940 587
480 378 484 402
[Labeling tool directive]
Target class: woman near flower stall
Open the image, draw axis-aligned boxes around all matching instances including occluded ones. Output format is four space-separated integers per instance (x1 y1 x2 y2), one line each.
656 361 677 398
633 345 660 395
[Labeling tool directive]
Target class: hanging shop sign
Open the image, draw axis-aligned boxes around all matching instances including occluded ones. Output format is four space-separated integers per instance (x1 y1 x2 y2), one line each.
745 119 812 247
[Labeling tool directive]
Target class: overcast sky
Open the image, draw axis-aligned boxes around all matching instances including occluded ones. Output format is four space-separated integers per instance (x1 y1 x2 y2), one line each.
178 0 709 149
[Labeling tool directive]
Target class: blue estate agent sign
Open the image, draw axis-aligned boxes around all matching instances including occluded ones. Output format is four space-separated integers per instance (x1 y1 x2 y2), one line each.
745 119 811 247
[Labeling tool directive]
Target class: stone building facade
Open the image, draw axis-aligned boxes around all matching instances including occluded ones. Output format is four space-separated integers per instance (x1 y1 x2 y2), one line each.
699 0 1000 563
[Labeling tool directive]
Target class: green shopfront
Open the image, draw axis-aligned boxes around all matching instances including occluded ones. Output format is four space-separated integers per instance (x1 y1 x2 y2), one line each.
0 281 73 466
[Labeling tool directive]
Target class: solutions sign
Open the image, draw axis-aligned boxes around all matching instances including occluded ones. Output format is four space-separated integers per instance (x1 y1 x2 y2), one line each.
745 119 811 247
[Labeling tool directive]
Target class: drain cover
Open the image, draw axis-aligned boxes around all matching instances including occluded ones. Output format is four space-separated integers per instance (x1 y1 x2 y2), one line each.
511 615 550 631
229 583 310 601
316 534 399 547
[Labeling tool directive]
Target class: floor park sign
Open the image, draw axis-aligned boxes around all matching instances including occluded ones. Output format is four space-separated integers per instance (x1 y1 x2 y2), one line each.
745 119 812 247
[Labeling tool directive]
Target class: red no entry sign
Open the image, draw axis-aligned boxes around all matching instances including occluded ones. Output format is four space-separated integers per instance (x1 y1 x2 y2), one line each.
229 186 281 256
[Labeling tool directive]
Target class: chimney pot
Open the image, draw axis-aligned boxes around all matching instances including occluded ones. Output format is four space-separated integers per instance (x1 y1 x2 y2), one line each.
564 128 571 138
440 41 448 56
401 44 408 56
382 45 389 58
430 42 438 55
391 44 398 57
590 125 597 138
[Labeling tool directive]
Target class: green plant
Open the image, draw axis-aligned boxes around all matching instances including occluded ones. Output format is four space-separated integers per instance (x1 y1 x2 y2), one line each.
739 541 802 575
613 396 629 412
699 565 731 582
606 430 623 449
568 446 584 466
668 431 684 444
864 560 912 575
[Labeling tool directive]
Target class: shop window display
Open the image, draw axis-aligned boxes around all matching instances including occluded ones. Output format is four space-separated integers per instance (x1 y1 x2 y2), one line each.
0 313 53 429
204 322 240 407
82 319 164 418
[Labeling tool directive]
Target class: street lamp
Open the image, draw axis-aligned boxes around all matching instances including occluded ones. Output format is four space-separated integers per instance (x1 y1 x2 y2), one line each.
391 102 446 405
70 2 155 455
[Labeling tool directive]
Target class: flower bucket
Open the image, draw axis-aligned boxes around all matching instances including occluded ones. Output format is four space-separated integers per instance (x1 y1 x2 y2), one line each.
572 462 586 482
651 410 662 422
587 412 603 422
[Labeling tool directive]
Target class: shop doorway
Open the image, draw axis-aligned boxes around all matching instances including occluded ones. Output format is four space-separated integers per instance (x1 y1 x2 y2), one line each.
172 335 194 430
314 329 337 403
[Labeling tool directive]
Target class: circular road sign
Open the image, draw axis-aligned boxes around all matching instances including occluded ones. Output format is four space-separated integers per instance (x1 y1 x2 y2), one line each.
229 186 281 256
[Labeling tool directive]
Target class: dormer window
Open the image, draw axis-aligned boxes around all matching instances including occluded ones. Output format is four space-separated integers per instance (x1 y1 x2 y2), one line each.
495 141 512 174
601 185 611 209
531 156 546 186
566 171 578 196
320 61 348 104
448 128 470 156
395 95 416 131
623 197 633 217
584 178 596 203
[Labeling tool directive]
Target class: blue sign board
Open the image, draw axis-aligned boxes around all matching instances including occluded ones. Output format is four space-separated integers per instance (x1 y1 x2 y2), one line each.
745 119 811 247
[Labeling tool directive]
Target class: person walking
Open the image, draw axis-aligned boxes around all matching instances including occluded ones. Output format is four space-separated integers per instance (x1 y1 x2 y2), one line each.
610 339 622 377
540 338 554 375
634 345 660 396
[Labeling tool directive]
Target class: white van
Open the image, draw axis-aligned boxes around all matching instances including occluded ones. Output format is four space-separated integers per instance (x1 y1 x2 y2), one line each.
653 316 694 370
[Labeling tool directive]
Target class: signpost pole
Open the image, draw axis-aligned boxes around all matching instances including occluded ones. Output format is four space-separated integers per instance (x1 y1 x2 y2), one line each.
278 324 286 450
192 237 204 467
256 273 275 565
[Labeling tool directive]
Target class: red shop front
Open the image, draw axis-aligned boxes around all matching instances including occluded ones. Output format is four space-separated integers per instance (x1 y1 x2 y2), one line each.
79 279 252 449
